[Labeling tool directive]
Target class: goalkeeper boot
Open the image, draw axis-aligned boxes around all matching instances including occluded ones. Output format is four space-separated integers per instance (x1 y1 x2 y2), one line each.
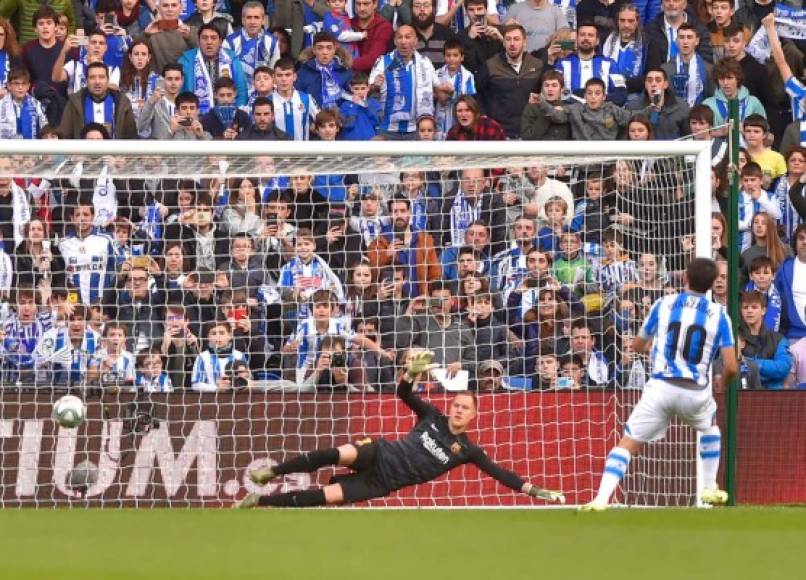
235 493 261 509
701 488 729 506
578 500 608 512
248 466 278 485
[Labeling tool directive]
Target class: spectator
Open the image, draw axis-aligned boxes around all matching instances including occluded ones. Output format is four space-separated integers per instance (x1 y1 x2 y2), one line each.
745 255 783 333
518 286 573 373
142 0 198 73
627 67 690 139
301 334 361 391
0 66 48 139
410 0 457 69
739 290 792 390
236 97 289 140
1 0 75 44
742 114 785 185
351 0 394 75
138 63 184 139
477 24 543 139
349 317 396 392
119 41 160 136
370 24 435 140
534 348 560 389
614 327 648 390
503 0 567 54
12 218 63 289
34 304 102 386
520 69 571 141
702 57 765 131
367 195 441 298
1 286 53 384
775 223 806 345
338 72 381 140
445 95 506 140
708 0 746 61
185 0 234 43
102 263 164 354
271 57 320 140
569 318 609 386
434 40 475 139
601 3 646 102
559 353 587 389
200 76 252 138
440 220 491 282
741 212 790 277
21 6 65 91
179 23 248 113
465 291 510 375
491 215 537 292
160 302 201 390
660 23 713 108
644 0 713 73
271 0 330 59
57 61 137 139
168 91 213 140
458 0 504 76
554 21 627 105
133 347 174 392
191 320 248 391
738 162 781 251
439 167 507 255
0 17 22 87
777 149 806 238
295 32 353 110
90 322 135 388
476 359 508 392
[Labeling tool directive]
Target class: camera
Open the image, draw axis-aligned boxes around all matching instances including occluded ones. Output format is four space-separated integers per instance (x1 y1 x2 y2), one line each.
179 117 194 127
330 351 347 368
525 277 540 288
124 400 159 434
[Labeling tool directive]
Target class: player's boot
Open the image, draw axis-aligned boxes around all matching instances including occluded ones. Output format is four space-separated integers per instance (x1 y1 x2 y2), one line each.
248 466 277 485
578 500 608 512
701 488 729 506
235 493 261 509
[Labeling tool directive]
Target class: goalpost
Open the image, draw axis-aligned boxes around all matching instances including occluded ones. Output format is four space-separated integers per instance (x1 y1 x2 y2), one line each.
0 139 713 508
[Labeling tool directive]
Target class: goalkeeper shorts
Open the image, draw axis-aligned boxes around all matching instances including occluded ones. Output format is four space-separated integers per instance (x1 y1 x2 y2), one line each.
329 442 393 503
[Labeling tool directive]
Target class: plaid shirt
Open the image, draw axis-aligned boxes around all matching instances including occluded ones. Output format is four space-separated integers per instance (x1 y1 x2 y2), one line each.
446 116 507 141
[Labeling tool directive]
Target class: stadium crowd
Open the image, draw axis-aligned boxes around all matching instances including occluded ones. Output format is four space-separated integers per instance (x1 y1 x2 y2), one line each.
0 0 805 391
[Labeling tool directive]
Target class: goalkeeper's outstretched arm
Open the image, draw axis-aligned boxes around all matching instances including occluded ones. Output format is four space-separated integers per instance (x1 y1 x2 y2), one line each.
471 449 565 504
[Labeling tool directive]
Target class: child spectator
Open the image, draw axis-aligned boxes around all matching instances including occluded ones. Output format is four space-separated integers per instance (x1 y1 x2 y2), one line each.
34 304 102 386
553 230 595 297
338 73 381 140
399 170 439 234
702 58 765 129
0 67 49 139
283 289 386 386
2 287 53 383
349 187 390 247
312 109 348 201
134 347 174 392
738 162 781 251
745 256 783 333
278 228 345 319
201 77 251 139
247 66 275 107
261 190 297 275
739 291 792 390
531 78 634 141
465 292 510 376
218 233 268 298
614 328 648 391
323 0 366 59
534 349 560 390
536 196 567 254
434 40 475 140
416 114 437 140
350 317 396 392
191 320 247 391
596 229 639 302
742 114 785 187
571 173 608 245
271 57 319 140
53 30 121 94
90 321 135 388
559 354 586 389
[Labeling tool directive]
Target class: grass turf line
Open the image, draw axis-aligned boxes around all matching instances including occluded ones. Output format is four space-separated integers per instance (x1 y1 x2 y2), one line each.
0 508 802 580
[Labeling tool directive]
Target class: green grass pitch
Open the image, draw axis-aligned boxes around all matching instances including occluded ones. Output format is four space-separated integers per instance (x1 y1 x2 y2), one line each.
0 508 802 579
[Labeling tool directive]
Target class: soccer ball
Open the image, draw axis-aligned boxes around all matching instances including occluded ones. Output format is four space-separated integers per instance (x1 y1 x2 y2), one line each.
52 395 86 429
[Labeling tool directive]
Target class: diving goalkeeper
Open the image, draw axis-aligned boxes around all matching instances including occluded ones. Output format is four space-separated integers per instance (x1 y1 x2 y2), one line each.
237 350 565 508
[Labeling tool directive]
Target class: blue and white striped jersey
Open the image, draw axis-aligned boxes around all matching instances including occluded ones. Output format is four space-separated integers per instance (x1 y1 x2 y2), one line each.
33 326 102 385
640 292 734 388
271 90 319 140
191 348 248 392
2 312 54 369
59 232 115 305
96 348 136 384
135 371 174 393
278 255 345 318
290 316 355 385
370 50 436 134
784 76 806 122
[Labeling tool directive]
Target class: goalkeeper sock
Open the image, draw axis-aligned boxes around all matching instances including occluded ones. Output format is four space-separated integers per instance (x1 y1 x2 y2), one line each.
272 448 341 476
593 447 632 504
257 489 327 508
699 425 721 490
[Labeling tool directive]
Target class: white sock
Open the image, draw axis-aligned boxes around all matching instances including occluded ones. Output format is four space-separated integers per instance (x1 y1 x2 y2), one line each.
699 425 721 490
593 447 632 504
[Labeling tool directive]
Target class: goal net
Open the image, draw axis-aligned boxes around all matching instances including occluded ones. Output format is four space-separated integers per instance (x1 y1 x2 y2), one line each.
0 140 712 508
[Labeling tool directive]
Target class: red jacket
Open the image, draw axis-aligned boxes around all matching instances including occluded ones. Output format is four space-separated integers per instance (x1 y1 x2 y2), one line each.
351 13 393 74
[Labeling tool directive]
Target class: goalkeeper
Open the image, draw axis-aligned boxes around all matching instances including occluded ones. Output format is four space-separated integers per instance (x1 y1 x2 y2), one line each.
238 350 565 508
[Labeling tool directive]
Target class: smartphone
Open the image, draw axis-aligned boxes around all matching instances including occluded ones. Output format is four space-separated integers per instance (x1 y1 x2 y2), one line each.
76 36 89 46
525 277 540 288
179 116 194 127
558 40 576 51
557 376 574 389
381 268 394 285
393 229 405 243
651 91 662 106
104 13 117 27
230 306 248 322
131 256 150 269
158 19 180 31
156 78 166 92
474 15 487 27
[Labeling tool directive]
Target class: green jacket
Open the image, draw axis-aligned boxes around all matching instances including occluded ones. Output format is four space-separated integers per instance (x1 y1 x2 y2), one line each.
0 0 75 43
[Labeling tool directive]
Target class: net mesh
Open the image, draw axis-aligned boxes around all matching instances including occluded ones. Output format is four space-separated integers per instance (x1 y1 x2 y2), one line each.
0 148 706 507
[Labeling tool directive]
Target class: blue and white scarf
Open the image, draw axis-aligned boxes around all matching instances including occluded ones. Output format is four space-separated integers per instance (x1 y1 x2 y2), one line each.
715 95 749 122
748 5 806 63
0 51 8 86
18 96 40 139
673 54 707 106
449 191 480 247
193 48 233 114
228 29 279 79
602 34 643 79
83 93 116 135
317 61 343 109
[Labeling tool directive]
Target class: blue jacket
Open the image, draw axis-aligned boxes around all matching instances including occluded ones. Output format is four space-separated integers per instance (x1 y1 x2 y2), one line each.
742 328 793 390
295 57 353 108
339 98 381 140
774 257 806 340
178 48 249 108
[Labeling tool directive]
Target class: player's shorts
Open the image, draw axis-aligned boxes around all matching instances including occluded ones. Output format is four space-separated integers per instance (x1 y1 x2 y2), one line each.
624 378 717 443
329 442 393 503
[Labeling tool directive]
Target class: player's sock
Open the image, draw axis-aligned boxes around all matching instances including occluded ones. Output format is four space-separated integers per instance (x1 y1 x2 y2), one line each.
257 489 327 508
699 425 721 490
272 448 341 476
593 447 632 504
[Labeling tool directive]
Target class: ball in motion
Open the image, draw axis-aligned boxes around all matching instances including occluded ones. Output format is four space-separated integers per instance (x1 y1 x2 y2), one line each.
52 395 86 429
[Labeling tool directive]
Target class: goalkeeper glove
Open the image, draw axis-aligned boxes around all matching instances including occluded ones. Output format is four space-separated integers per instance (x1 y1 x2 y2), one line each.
406 349 439 376
527 485 566 504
